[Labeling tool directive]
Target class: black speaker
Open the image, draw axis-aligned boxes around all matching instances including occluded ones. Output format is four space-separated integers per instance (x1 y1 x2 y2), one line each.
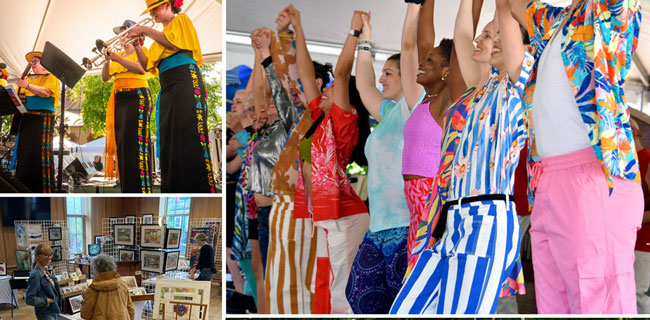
64 158 88 183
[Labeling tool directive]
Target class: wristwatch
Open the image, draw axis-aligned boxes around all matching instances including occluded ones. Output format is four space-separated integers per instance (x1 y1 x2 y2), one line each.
349 29 361 37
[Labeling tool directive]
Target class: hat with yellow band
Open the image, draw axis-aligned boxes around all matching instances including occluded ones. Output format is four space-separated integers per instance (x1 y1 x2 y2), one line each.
141 0 169 15
25 51 43 63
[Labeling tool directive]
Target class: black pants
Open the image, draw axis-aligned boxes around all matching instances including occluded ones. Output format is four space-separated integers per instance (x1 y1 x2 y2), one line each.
159 63 215 193
15 111 54 193
115 88 153 193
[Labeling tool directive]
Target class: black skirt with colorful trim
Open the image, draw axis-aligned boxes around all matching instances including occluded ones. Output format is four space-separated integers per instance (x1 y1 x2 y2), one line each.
159 63 216 193
115 87 153 193
15 111 54 193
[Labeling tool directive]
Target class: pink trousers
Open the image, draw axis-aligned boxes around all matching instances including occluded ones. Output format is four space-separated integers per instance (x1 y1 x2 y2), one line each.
530 147 643 314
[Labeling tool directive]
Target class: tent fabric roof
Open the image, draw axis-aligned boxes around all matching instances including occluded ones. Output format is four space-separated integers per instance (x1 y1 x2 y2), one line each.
226 0 649 87
0 0 221 82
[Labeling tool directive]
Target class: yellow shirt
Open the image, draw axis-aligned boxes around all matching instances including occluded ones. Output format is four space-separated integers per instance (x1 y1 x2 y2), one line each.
147 13 203 70
26 74 60 109
109 48 149 81
0 79 7 87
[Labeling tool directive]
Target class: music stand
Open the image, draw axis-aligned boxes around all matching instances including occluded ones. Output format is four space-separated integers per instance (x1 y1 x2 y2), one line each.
40 41 86 192
0 87 24 116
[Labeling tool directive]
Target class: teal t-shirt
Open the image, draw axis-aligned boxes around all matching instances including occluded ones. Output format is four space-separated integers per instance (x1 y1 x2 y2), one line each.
364 93 424 232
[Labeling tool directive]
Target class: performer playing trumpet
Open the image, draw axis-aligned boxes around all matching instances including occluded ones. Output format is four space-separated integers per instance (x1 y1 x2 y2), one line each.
129 0 216 193
13 51 60 193
102 19 153 193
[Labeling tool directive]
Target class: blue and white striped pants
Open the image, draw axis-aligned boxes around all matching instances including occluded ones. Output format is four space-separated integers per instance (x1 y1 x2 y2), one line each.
390 196 521 314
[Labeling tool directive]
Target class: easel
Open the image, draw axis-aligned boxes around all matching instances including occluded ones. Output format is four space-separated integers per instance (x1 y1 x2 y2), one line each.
40 41 86 192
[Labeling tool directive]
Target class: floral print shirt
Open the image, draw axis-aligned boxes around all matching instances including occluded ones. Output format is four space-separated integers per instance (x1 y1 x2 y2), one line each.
525 0 642 208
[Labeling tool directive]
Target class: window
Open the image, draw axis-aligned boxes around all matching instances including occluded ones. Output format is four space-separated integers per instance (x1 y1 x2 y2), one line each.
67 198 88 257
161 197 191 256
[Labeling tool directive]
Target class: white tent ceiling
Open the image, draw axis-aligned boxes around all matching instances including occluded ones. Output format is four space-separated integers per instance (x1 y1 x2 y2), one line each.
226 0 649 88
0 0 222 82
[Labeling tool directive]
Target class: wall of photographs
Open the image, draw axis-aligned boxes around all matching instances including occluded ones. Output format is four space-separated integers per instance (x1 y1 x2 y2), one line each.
14 220 70 274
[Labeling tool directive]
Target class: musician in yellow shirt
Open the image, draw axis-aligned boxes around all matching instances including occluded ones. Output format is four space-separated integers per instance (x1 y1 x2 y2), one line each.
128 0 216 193
13 51 60 193
102 20 153 193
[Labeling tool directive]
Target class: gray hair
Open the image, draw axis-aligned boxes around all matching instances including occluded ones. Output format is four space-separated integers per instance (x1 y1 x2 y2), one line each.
194 233 207 243
91 254 117 273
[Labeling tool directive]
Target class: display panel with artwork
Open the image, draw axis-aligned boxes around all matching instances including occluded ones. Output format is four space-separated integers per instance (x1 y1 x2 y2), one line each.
121 276 138 289
119 249 135 262
165 251 180 271
88 244 101 256
140 225 164 248
15 224 27 249
153 280 211 320
15 250 31 271
51 246 62 262
68 295 83 314
48 227 62 241
165 228 181 249
113 224 135 246
140 250 165 273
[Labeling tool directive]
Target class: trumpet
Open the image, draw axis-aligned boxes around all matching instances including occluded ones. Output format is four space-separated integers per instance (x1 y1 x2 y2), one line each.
81 18 155 70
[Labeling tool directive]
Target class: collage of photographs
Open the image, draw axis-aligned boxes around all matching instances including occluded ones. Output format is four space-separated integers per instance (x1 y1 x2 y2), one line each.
1 0 650 319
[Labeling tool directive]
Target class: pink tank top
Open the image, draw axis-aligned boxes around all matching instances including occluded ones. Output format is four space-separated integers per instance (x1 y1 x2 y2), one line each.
402 102 443 177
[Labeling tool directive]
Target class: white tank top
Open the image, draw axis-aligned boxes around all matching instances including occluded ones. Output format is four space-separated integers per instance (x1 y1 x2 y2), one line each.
532 34 591 158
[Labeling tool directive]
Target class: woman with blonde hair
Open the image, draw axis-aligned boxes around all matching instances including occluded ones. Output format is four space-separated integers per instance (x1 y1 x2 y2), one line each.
25 244 62 320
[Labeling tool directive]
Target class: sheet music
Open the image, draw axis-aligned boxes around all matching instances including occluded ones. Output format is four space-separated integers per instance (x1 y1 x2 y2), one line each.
6 86 26 114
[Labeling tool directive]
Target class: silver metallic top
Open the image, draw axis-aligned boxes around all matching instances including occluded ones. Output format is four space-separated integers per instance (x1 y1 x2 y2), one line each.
246 59 298 197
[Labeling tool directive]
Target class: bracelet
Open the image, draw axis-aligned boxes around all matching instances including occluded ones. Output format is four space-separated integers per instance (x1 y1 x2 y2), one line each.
357 46 372 52
27 83 31 89
349 29 361 37
358 39 372 45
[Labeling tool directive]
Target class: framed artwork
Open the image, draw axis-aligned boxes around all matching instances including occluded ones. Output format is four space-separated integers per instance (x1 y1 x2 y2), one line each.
94 235 105 245
62 287 71 294
113 224 135 246
125 215 135 224
27 224 42 241
142 214 154 225
189 227 212 245
165 251 180 272
153 280 211 320
15 250 31 271
119 249 135 262
0 263 6 276
165 228 181 249
48 227 62 241
15 224 27 249
121 276 138 289
140 250 165 273
129 287 148 295
51 245 63 262
68 295 83 314
140 225 165 248
88 244 101 256
62 271 69 279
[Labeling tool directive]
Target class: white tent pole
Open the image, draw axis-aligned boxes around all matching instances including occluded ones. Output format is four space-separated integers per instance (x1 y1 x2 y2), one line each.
32 0 53 51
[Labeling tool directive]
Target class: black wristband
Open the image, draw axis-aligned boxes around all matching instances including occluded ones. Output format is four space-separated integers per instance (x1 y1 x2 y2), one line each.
349 29 361 37
261 56 273 68
404 0 424 4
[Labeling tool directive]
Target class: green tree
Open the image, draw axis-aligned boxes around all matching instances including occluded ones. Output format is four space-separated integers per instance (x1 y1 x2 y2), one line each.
68 62 222 139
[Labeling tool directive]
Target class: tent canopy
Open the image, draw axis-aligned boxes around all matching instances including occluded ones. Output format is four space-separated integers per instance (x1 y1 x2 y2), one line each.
226 0 649 88
1 0 222 82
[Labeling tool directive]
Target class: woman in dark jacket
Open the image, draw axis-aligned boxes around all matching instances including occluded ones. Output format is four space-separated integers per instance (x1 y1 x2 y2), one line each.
25 244 62 320
191 233 216 281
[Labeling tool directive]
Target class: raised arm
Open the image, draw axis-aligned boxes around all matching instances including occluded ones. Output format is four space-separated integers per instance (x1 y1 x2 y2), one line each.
355 13 384 120
288 5 322 105
250 34 267 120
417 0 435 64
454 0 483 88
333 11 365 113
497 0 526 83
508 0 535 27
257 29 298 131
401 3 425 109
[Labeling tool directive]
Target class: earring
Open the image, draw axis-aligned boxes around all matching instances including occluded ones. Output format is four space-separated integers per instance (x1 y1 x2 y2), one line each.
441 72 448 81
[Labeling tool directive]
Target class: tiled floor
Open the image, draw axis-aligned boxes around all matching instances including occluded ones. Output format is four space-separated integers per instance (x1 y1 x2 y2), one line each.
0 284 222 319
